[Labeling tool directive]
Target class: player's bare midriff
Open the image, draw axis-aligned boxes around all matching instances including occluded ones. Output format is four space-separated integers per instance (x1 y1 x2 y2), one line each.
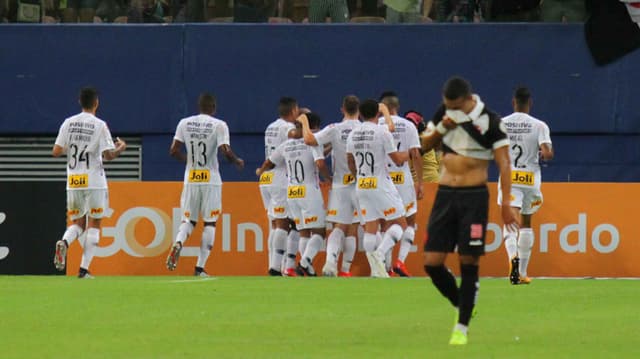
439 153 488 187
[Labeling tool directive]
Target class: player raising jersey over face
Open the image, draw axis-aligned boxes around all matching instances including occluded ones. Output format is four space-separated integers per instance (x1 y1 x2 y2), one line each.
259 97 299 276
299 95 361 277
420 77 518 345
53 87 127 278
166 93 244 276
256 113 331 277
346 100 409 278
377 91 423 277
498 86 554 285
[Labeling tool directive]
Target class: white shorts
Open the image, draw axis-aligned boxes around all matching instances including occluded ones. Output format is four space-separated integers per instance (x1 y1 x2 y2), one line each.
356 182 405 223
326 186 361 225
396 183 418 217
288 189 326 230
259 185 288 219
181 184 222 222
67 189 108 220
498 186 543 215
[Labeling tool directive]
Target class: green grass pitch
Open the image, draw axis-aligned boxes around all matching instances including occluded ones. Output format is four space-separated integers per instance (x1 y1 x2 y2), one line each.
1 276 638 358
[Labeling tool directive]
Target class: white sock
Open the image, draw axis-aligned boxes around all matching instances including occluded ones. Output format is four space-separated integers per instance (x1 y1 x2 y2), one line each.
518 228 534 278
175 222 194 245
196 225 215 268
503 225 518 259
62 224 83 246
80 228 99 270
375 231 383 250
285 230 299 271
375 224 403 257
341 236 356 273
267 229 275 270
271 228 287 271
397 226 415 263
454 323 468 335
325 228 345 265
363 232 377 252
299 236 309 256
302 234 323 268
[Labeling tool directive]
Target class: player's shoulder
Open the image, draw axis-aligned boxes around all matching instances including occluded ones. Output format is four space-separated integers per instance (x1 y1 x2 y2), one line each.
265 118 282 130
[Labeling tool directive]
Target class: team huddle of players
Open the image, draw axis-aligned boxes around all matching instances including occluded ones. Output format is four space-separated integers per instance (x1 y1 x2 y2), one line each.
255 94 423 278
52 83 552 285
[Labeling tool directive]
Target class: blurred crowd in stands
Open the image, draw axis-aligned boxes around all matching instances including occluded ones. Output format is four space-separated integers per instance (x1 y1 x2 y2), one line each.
1 0 587 24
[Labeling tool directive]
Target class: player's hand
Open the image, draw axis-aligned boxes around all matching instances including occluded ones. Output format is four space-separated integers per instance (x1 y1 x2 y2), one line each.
501 205 520 233
378 103 390 115
255 168 262 176
441 116 458 130
234 158 245 171
115 137 127 150
415 182 424 200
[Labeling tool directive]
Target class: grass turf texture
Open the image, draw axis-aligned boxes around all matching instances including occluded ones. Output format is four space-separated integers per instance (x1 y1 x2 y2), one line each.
1 276 638 358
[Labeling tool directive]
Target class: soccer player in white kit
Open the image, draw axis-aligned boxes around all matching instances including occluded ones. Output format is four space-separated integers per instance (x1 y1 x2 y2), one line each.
166 93 244 276
52 87 127 278
299 95 362 277
259 97 299 276
256 113 331 276
498 87 553 285
378 92 423 277
346 100 409 278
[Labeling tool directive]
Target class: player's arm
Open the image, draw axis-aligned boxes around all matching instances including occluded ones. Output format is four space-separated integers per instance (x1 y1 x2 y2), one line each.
410 147 424 199
220 144 245 170
298 114 319 146
316 159 332 183
379 103 395 132
255 159 276 177
495 146 519 231
52 145 65 157
540 143 554 161
103 137 126 161
347 153 357 176
169 139 187 162
389 151 409 166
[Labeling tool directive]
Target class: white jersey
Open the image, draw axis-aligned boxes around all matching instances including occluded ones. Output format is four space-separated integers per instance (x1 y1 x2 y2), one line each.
502 112 552 188
314 119 360 188
261 118 296 188
346 121 397 191
378 115 420 186
55 112 115 190
174 114 230 186
269 138 324 189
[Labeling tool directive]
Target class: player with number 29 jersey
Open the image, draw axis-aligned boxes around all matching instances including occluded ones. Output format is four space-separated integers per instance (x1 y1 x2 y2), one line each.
346 121 405 222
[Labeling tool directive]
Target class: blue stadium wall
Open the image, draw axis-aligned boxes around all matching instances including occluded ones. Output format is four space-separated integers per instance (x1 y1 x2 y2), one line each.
1 24 639 182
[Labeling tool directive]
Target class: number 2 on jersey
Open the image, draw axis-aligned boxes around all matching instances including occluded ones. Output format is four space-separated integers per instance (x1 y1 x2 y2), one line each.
512 144 525 168
190 141 207 167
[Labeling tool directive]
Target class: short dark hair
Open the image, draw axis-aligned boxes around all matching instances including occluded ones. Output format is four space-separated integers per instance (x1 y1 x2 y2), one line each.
442 76 472 100
514 86 531 107
79 87 98 109
306 112 322 130
359 99 378 120
198 93 216 114
378 91 398 101
342 95 359 115
278 97 298 117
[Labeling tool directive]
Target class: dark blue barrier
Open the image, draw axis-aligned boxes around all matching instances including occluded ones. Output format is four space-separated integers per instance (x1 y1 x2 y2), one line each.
1 24 640 134
1 24 639 182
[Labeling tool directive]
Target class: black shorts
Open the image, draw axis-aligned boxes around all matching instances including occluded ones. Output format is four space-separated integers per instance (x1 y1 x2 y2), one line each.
424 185 489 256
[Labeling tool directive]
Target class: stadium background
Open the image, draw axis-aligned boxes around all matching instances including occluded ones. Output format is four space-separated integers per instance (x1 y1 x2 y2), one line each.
0 24 638 276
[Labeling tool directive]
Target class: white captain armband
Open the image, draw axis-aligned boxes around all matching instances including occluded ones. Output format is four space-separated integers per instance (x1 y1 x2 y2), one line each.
436 121 449 135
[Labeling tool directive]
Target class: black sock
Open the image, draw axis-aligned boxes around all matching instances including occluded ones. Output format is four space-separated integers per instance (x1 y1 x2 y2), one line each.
424 265 459 308
458 264 479 326
195 266 204 273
